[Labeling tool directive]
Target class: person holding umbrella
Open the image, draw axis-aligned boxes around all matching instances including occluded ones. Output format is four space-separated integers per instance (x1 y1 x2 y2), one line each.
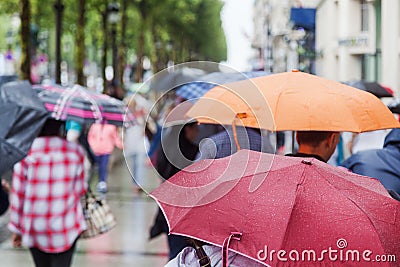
8 119 87 267
150 121 200 260
0 80 49 215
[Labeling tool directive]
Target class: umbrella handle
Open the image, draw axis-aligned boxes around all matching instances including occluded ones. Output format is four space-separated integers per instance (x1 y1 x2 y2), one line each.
222 231 242 267
232 113 247 151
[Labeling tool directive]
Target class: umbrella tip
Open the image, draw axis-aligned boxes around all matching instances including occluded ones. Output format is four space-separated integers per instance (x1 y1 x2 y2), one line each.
301 159 312 165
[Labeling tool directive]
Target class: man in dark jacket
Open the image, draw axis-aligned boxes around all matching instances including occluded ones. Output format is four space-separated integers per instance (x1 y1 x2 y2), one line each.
150 122 199 260
341 129 400 195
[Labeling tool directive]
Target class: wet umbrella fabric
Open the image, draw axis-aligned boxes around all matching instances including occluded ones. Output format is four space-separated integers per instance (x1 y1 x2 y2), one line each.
150 150 400 267
150 67 206 92
33 84 135 127
187 70 399 132
175 71 269 100
0 81 48 176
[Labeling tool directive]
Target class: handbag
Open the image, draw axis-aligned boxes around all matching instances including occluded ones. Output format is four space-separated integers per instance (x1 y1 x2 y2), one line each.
80 189 117 239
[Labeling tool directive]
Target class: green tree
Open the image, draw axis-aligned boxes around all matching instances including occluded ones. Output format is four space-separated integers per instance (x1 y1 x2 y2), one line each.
194 0 226 61
75 0 86 85
0 0 227 88
20 0 31 81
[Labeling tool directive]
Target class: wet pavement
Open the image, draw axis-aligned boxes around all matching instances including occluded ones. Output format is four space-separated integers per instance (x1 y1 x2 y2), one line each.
0 152 170 267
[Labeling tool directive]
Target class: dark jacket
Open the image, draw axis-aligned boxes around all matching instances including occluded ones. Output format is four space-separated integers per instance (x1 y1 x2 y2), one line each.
156 130 198 180
341 129 400 194
150 127 199 239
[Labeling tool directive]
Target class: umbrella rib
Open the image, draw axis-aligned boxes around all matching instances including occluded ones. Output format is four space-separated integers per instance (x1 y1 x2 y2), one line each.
72 85 104 122
313 167 393 253
54 85 79 120
278 163 308 249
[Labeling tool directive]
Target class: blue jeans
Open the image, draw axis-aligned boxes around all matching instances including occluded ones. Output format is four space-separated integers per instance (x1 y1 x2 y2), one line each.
95 154 110 183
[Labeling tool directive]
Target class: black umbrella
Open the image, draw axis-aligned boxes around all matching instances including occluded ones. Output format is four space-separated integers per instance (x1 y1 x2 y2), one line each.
343 80 393 98
387 98 400 114
150 67 206 92
0 81 49 176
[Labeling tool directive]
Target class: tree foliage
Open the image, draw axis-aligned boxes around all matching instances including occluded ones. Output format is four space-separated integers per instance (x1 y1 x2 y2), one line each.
0 0 227 86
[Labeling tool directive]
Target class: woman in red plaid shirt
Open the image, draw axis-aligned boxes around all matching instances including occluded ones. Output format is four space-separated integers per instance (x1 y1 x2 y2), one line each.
8 119 87 267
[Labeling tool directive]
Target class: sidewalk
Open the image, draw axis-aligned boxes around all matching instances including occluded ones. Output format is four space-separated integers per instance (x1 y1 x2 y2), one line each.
0 210 10 243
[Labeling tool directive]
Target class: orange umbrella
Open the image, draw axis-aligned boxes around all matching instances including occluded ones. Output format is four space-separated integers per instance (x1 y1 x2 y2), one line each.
186 70 399 132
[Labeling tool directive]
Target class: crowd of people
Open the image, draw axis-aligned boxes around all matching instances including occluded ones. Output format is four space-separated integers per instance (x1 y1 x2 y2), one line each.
1 79 400 267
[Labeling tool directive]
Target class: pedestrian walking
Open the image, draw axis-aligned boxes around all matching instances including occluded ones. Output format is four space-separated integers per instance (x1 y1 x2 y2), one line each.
124 100 148 190
150 122 199 260
8 119 87 267
88 123 123 193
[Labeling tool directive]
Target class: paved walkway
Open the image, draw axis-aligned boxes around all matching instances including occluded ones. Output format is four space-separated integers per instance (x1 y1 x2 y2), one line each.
0 151 170 267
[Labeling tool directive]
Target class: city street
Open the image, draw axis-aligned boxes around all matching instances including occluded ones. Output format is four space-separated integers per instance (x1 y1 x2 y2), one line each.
1 1 400 266
0 151 170 267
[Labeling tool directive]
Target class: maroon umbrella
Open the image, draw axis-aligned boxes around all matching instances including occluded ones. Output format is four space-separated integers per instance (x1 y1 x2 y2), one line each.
151 150 400 266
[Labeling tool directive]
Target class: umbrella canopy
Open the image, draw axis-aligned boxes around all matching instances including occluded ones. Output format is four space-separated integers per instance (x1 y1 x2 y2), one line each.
187 70 399 132
150 150 400 266
343 80 394 98
33 84 135 127
175 71 269 100
0 81 49 176
150 67 206 92
163 100 195 127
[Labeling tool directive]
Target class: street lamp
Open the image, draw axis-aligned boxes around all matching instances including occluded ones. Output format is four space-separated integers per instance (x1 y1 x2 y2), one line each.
107 2 120 91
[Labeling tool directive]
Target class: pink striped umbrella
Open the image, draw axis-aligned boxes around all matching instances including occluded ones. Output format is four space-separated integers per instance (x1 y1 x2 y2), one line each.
33 84 135 127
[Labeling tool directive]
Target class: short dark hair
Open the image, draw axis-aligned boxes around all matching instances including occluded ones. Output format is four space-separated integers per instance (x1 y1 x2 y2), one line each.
38 119 65 137
296 131 334 146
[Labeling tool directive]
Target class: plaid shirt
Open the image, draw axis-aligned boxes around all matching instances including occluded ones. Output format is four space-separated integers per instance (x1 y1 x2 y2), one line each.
8 136 87 253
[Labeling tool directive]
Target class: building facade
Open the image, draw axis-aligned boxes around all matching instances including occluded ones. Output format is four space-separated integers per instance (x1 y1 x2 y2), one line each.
252 0 319 73
316 0 399 96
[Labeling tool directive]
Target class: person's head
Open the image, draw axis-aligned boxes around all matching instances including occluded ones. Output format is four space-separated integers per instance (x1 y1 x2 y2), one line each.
296 131 340 162
38 119 65 137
